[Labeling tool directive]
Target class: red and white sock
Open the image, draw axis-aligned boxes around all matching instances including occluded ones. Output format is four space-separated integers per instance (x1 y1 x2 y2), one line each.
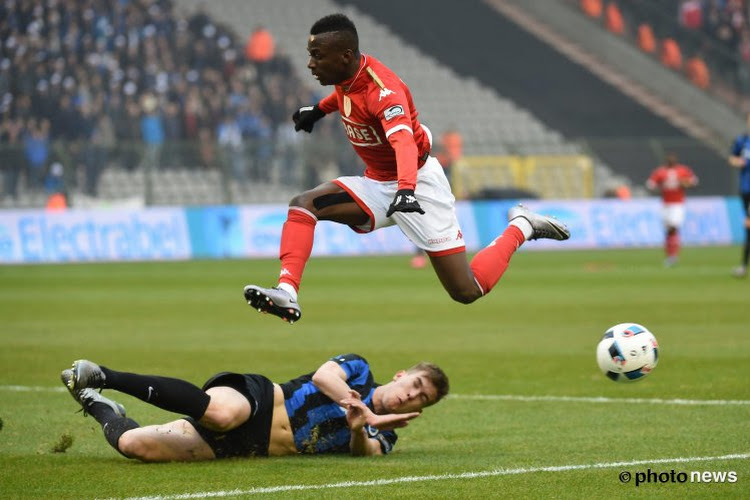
469 224 526 295
666 231 680 258
277 207 317 300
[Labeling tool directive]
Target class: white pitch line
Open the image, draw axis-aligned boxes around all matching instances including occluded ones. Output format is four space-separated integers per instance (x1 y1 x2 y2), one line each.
0 385 66 392
105 452 750 500
2 386 749 406
449 394 750 406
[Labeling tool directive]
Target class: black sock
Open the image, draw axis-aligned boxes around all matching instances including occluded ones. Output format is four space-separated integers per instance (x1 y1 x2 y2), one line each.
86 401 140 458
100 366 210 419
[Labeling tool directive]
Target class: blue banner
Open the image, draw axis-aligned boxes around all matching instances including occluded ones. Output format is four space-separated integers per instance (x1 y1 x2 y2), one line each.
0 197 743 264
0 208 190 263
515 197 737 250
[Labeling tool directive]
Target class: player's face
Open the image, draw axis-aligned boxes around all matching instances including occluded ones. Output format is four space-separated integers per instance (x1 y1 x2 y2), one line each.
306 33 353 86
380 370 439 413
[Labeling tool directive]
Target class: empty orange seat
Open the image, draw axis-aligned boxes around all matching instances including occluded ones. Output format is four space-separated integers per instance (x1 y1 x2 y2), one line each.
685 56 710 89
660 38 683 69
581 0 603 18
605 2 625 35
637 24 656 53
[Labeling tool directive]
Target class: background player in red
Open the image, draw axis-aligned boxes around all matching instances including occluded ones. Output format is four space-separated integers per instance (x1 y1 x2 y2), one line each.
646 153 699 267
244 14 569 323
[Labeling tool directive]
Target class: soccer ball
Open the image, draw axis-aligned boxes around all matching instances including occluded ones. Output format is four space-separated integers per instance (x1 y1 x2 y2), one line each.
596 323 659 382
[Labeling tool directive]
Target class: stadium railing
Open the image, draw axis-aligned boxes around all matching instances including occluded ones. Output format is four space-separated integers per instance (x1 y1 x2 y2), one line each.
451 155 594 200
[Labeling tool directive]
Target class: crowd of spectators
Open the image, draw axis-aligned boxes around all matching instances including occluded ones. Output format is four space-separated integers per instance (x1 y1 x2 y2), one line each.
580 0 750 94
678 1 748 51
677 0 750 88
0 0 347 204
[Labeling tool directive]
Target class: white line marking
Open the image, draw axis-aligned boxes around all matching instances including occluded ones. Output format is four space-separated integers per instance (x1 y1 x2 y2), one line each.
3 386 748 406
0 385 66 392
104 452 750 500
449 394 750 406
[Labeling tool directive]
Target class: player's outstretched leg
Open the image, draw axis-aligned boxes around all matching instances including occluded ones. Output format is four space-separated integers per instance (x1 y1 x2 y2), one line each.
62 370 141 457
64 360 211 418
507 204 570 241
62 372 126 418
243 285 302 323
734 226 750 277
64 359 106 393
435 204 570 303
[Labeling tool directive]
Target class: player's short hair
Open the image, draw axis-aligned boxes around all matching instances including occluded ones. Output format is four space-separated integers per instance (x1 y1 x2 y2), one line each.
407 362 450 404
310 13 359 52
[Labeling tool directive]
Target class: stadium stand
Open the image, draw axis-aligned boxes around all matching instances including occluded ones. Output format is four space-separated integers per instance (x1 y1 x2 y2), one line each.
176 0 605 200
329 0 733 195
566 0 749 108
0 0 343 208
4 0 739 206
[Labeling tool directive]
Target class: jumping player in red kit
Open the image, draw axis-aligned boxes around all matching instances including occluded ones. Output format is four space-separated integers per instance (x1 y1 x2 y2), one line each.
646 153 698 267
243 13 570 323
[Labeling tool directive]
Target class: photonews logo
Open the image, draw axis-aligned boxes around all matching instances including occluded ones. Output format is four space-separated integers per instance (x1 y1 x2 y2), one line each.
621 468 739 487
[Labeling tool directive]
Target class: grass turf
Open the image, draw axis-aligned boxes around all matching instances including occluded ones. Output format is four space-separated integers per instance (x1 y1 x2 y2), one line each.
0 246 748 499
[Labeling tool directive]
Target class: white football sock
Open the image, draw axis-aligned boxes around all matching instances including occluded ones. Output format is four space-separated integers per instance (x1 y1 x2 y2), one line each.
277 282 298 302
509 217 533 240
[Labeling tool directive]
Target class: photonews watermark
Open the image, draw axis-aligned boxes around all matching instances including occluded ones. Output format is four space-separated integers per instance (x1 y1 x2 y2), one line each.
619 469 738 486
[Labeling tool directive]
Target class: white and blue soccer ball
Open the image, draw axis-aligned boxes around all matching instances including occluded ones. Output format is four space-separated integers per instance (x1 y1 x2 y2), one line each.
596 323 659 382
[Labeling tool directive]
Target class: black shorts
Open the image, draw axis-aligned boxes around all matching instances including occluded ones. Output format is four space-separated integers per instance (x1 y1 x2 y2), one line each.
742 193 750 216
183 373 275 458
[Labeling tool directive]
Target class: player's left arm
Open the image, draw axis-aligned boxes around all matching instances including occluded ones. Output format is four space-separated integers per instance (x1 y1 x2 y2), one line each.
372 89 424 216
312 355 408 456
681 167 699 188
386 130 425 216
311 360 382 456
342 392 416 456
310 371 389 456
345 394 384 456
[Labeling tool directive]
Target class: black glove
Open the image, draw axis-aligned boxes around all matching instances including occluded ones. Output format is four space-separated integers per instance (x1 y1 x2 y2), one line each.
386 189 425 217
292 104 325 133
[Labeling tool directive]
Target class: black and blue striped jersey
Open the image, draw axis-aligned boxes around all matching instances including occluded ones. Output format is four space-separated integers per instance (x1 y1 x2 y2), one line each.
280 353 398 454
731 133 750 194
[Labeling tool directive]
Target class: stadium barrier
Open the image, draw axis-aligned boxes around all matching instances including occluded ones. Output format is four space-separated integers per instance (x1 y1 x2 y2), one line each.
0 197 743 264
451 155 594 200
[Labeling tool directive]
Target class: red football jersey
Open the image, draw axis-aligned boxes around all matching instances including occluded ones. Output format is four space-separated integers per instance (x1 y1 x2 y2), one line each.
647 165 698 203
318 54 431 190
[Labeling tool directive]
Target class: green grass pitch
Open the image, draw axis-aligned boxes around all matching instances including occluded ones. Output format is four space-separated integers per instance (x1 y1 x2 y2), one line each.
1 246 748 499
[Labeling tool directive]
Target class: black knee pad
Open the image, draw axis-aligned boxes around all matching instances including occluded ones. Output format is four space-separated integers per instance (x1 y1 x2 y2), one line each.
312 191 354 210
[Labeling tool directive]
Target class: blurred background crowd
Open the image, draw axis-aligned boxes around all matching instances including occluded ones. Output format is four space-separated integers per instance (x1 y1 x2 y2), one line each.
0 0 747 208
0 0 359 205
579 0 750 96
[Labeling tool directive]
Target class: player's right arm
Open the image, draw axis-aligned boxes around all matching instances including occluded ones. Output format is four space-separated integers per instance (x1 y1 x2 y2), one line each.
311 359 357 405
318 92 339 113
729 155 745 168
645 170 660 191
292 92 338 133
